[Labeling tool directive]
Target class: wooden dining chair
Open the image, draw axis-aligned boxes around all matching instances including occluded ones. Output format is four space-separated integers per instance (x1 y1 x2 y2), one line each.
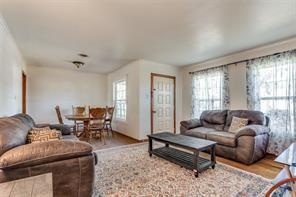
88 107 106 144
72 106 86 132
55 106 64 124
55 105 75 133
104 106 115 135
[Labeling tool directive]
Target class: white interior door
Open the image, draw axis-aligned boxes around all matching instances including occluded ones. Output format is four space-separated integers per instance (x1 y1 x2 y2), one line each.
152 75 175 133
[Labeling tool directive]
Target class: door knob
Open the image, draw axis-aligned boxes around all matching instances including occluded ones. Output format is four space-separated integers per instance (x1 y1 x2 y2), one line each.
152 110 157 113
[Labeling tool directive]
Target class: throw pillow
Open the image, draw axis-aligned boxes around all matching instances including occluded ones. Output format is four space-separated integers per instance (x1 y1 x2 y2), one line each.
228 117 248 133
27 127 62 143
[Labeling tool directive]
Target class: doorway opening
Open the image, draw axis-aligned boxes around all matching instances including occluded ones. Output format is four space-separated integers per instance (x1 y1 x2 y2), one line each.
22 71 26 113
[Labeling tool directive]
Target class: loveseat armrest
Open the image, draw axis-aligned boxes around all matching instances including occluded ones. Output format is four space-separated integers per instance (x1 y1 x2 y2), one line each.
235 125 270 138
0 140 93 169
180 119 202 130
35 124 73 135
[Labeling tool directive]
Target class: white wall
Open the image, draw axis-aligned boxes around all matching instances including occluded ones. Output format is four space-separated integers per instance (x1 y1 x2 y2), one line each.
108 59 182 140
0 15 27 116
27 66 107 124
182 37 296 120
107 60 140 139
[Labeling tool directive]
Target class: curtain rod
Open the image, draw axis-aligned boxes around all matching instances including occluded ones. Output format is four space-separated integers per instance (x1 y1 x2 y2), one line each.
189 48 295 74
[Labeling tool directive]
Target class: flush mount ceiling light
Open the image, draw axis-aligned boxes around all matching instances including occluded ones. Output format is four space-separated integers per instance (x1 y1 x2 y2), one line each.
78 53 89 58
72 61 85 69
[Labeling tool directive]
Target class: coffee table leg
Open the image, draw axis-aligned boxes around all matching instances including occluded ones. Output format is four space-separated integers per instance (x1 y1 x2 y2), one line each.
193 151 199 177
148 138 153 157
211 145 216 169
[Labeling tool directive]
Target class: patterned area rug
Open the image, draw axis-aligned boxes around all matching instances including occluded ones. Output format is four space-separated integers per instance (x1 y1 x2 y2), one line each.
94 143 272 196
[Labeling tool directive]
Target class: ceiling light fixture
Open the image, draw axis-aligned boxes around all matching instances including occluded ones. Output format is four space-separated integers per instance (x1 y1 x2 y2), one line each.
72 61 85 69
78 53 89 58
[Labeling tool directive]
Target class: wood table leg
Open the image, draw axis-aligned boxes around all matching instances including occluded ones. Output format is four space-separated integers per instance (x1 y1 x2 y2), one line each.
211 145 216 169
148 138 153 157
194 151 199 177
83 120 91 139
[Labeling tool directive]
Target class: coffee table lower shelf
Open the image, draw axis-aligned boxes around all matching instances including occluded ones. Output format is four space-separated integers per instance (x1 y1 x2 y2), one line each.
149 146 215 177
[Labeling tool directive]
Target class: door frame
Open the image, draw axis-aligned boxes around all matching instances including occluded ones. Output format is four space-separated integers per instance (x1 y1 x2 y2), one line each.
22 71 27 113
150 73 176 134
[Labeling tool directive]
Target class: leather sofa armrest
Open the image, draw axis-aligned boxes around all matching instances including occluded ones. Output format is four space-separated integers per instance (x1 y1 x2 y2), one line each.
235 125 270 138
49 124 73 135
180 119 202 130
0 140 93 169
35 124 73 135
35 123 50 128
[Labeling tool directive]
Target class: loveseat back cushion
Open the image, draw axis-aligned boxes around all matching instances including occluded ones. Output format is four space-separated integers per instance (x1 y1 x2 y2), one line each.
0 117 31 156
200 110 227 131
225 110 265 131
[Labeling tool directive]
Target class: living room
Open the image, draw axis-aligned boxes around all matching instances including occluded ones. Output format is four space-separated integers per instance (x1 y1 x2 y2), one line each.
0 0 296 196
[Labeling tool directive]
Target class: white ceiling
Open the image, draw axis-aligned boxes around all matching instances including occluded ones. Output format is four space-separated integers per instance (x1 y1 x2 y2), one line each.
0 0 296 73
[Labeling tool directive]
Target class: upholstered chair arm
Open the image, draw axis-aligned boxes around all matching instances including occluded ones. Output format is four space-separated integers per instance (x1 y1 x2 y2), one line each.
235 125 270 138
35 124 73 135
180 119 202 130
0 141 93 169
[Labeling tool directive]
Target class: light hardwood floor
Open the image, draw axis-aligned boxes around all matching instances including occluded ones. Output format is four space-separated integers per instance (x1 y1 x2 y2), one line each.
81 132 282 180
201 152 282 179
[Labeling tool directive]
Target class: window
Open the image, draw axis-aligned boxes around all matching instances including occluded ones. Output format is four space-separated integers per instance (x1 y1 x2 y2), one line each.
191 66 229 118
113 79 127 120
247 50 296 155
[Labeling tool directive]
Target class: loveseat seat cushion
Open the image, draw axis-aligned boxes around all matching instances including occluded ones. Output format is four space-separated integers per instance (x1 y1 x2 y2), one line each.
207 131 237 147
183 127 217 139
224 110 265 131
200 110 227 131
0 117 30 156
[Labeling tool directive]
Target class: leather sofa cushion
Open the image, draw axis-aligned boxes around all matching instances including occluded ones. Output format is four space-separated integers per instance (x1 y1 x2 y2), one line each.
0 117 30 156
225 110 265 131
207 131 237 147
0 140 93 169
200 110 227 131
184 127 217 139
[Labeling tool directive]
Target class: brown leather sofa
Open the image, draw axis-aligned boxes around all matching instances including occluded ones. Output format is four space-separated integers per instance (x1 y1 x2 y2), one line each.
0 114 97 196
180 110 270 164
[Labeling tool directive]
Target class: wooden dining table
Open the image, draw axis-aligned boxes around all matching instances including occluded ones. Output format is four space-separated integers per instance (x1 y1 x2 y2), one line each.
65 115 103 138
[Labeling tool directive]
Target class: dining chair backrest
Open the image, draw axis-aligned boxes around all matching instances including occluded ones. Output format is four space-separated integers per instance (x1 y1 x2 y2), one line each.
55 105 64 124
89 107 106 119
106 106 115 121
72 106 86 116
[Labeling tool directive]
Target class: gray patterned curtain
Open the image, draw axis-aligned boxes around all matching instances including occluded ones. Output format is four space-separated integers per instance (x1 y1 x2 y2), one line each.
191 65 230 118
246 50 296 155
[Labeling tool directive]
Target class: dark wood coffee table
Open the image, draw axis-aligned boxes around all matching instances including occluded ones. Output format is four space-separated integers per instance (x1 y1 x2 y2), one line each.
147 132 217 177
